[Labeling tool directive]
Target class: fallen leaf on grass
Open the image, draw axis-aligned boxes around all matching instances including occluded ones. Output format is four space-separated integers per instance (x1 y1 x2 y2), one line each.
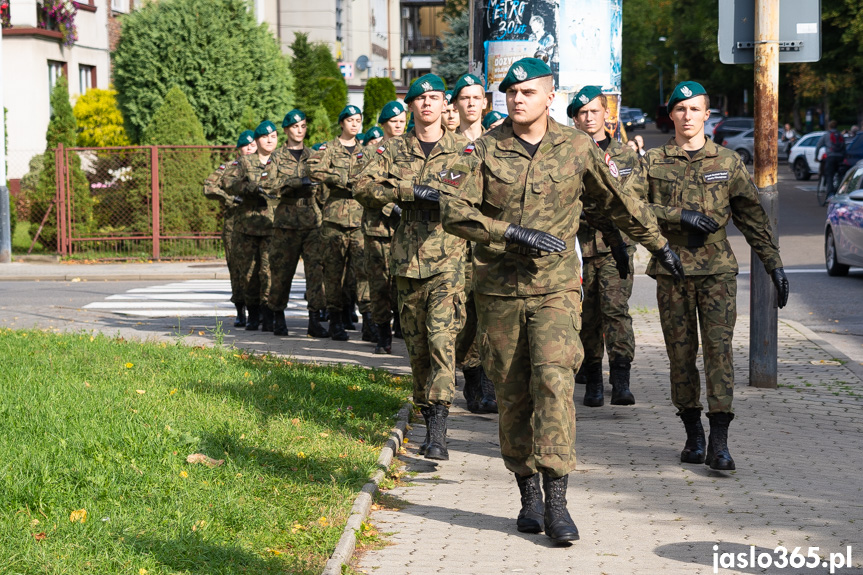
125 363 134 369
291 418 301 426
319 433 329 438
32 532 46 541
136 390 146 394
186 453 225 468
69 509 87 523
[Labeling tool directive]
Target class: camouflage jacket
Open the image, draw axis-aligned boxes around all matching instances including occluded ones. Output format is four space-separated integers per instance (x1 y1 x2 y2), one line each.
353 129 469 278
439 117 666 297
352 142 399 238
635 138 783 276
577 136 644 257
203 159 242 218
271 145 322 230
228 154 279 236
308 138 363 228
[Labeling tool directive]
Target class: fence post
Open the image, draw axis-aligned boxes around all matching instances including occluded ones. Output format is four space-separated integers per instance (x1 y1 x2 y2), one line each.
151 146 160 260
56 143 66 256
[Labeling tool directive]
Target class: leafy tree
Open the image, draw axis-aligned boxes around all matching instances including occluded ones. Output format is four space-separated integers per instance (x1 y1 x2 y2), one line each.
443 0 468 20
289 33 347 130
142 86 219 240
362 78 397 131
73 88 131 147
240 106 260 132
113 0 293 144
433 10 469 86
306 104 333 145
30 76 92 251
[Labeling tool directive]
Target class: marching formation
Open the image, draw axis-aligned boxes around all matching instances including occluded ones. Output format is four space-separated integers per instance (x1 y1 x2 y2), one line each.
203 58 790 546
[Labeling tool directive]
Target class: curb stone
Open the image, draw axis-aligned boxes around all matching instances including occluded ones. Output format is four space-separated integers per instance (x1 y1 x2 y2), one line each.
781 317 863 382
321 401 412 575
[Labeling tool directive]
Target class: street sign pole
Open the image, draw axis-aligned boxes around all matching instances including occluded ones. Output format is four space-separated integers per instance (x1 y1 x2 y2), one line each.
0 29 11 264
749 0 780 388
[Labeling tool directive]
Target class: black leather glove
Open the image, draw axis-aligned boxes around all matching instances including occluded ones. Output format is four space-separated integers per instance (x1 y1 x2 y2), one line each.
680 209 720 234
771 267 789 308
651 243 685 280
610 243 630 280
388 204 402 228
232 196 243 205
504 224 567 253
390 204 402 218
255 185 277 200
301 176 313 186
412 184 440 202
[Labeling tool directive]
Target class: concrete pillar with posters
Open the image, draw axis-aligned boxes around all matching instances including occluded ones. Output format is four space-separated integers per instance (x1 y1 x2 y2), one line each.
1 28 11 263
468 0 624 135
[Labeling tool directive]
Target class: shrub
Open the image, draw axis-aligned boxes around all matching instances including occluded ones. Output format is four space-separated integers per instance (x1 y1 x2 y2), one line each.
73 88 131 147
362 78 397 131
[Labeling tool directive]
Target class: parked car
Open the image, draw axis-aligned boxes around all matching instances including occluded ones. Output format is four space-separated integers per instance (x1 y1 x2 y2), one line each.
843 134 863 167
628 108 647 129
721 128 788 164
655 105 674 133
712 117 754 144
824 159 863 275
788 131 825 180
705 109 725 140
620 110 645 131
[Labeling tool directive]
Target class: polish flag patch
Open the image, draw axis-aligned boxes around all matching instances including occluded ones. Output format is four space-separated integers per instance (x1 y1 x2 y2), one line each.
605 153 619 178
376 145 386 154
463 143 475 154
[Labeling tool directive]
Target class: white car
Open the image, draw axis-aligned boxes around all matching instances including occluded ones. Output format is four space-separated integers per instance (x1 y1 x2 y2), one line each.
789 131 825 181
705 109 724 140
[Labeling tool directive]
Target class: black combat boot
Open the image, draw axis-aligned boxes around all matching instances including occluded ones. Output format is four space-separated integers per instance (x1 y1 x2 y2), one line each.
418 406 432 456
461 365 482 413
424 404 449 461
515 473 544 534
375 321 392 354
319 309 329 322
542 473 580 544
582 362 604 407
361 312 378 342
329 315 349 341
261 307 274 332
245 305 260 331
705 412 736 471
477 367 498 414
609 358 635 405
392 310 403 339
574 364 587 385
307 310 329 338
272 310 288 336
343 304 357 331
233 302 246 327
679 409 706 464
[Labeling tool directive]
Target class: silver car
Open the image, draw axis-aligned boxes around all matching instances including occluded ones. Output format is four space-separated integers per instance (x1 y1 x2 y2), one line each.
720 128 787 164
825 159 863 276
788 131 825 180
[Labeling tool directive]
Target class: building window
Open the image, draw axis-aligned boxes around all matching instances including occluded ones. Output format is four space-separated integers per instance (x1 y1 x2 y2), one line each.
112 0 129 13
48 60 67 114
79 65 96 94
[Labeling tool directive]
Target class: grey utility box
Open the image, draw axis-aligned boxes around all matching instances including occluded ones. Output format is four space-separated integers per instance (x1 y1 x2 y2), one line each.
719 0 821 64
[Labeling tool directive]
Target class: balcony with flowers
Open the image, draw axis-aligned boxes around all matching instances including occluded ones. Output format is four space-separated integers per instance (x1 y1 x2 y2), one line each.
2 0 79 47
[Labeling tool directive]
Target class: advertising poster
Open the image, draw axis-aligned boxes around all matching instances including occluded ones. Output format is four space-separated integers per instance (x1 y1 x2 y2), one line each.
558 0 621 92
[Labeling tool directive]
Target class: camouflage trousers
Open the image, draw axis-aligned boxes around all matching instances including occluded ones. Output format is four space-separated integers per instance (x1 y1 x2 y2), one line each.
455 261 482 370
233 232 272 307
396 270 466 407
656 273 737 415
222 214 244 305
364 235 395 324
475 289 582 478
320 223 370 314
302 228 326 313
580 249 635 365
268 226 321 312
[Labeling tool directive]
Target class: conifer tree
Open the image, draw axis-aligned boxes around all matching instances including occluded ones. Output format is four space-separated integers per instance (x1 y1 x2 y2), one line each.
362 78 397 131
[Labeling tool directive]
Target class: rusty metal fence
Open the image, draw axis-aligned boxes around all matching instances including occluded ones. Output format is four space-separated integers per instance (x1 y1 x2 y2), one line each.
52 144 234 259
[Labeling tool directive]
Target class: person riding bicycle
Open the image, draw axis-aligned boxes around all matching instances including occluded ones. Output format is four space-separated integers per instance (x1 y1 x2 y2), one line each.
782 123 797 156
816 120 846 200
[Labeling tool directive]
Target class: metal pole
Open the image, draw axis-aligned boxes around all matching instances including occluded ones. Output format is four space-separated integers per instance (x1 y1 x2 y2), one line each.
749 0 780 388
0 29 10 264
151 147 160 260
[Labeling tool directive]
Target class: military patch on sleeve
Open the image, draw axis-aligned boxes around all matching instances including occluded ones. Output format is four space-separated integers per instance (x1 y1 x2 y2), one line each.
376 145 386 154
439 169 467 187
356 152 364 159
261 172 268 180
618 167 633 177
463 143 475 155
218 164 226 170
319 143 327 151
704 170 730 183
232 161 238 165
605 154 620 178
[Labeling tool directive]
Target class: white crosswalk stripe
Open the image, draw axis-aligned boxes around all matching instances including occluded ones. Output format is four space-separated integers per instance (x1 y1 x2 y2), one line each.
84 280 310 318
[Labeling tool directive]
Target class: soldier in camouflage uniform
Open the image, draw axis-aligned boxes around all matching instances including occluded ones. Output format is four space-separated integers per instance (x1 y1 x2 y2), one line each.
267 109 328 338
567 86 640 408
203 130 256 327
354 74 469 462
451 73 496 413
629 82 789 471
308 105 373 341
354 101 407 354
228 121 281 331
439 59 684 544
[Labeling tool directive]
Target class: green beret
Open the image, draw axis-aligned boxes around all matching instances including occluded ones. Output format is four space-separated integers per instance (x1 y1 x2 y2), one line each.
452 74 483 100
445 90 453 104
311 143 323 151
482 111 506 130
282 109 306 128
378 101 406 123
253 120 277 139
405 73 446 103
338 105 362 123
567 86 603 118
236 130 255 148
498 58 553 92
667 81 707 111
356 131 366 143
364 126 384 144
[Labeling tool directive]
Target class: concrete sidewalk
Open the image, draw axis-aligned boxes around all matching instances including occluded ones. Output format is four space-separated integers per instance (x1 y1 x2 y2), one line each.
0 259 230 281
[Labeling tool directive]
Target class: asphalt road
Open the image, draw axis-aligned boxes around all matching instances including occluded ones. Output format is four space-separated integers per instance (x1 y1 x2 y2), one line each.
0 126 860 364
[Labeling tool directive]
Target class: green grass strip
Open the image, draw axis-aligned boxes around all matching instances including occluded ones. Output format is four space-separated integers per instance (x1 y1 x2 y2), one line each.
0 328 411 574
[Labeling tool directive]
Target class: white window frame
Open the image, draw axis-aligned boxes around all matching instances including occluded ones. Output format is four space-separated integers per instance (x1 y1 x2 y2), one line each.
79 65 96 94
112 0 130 13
